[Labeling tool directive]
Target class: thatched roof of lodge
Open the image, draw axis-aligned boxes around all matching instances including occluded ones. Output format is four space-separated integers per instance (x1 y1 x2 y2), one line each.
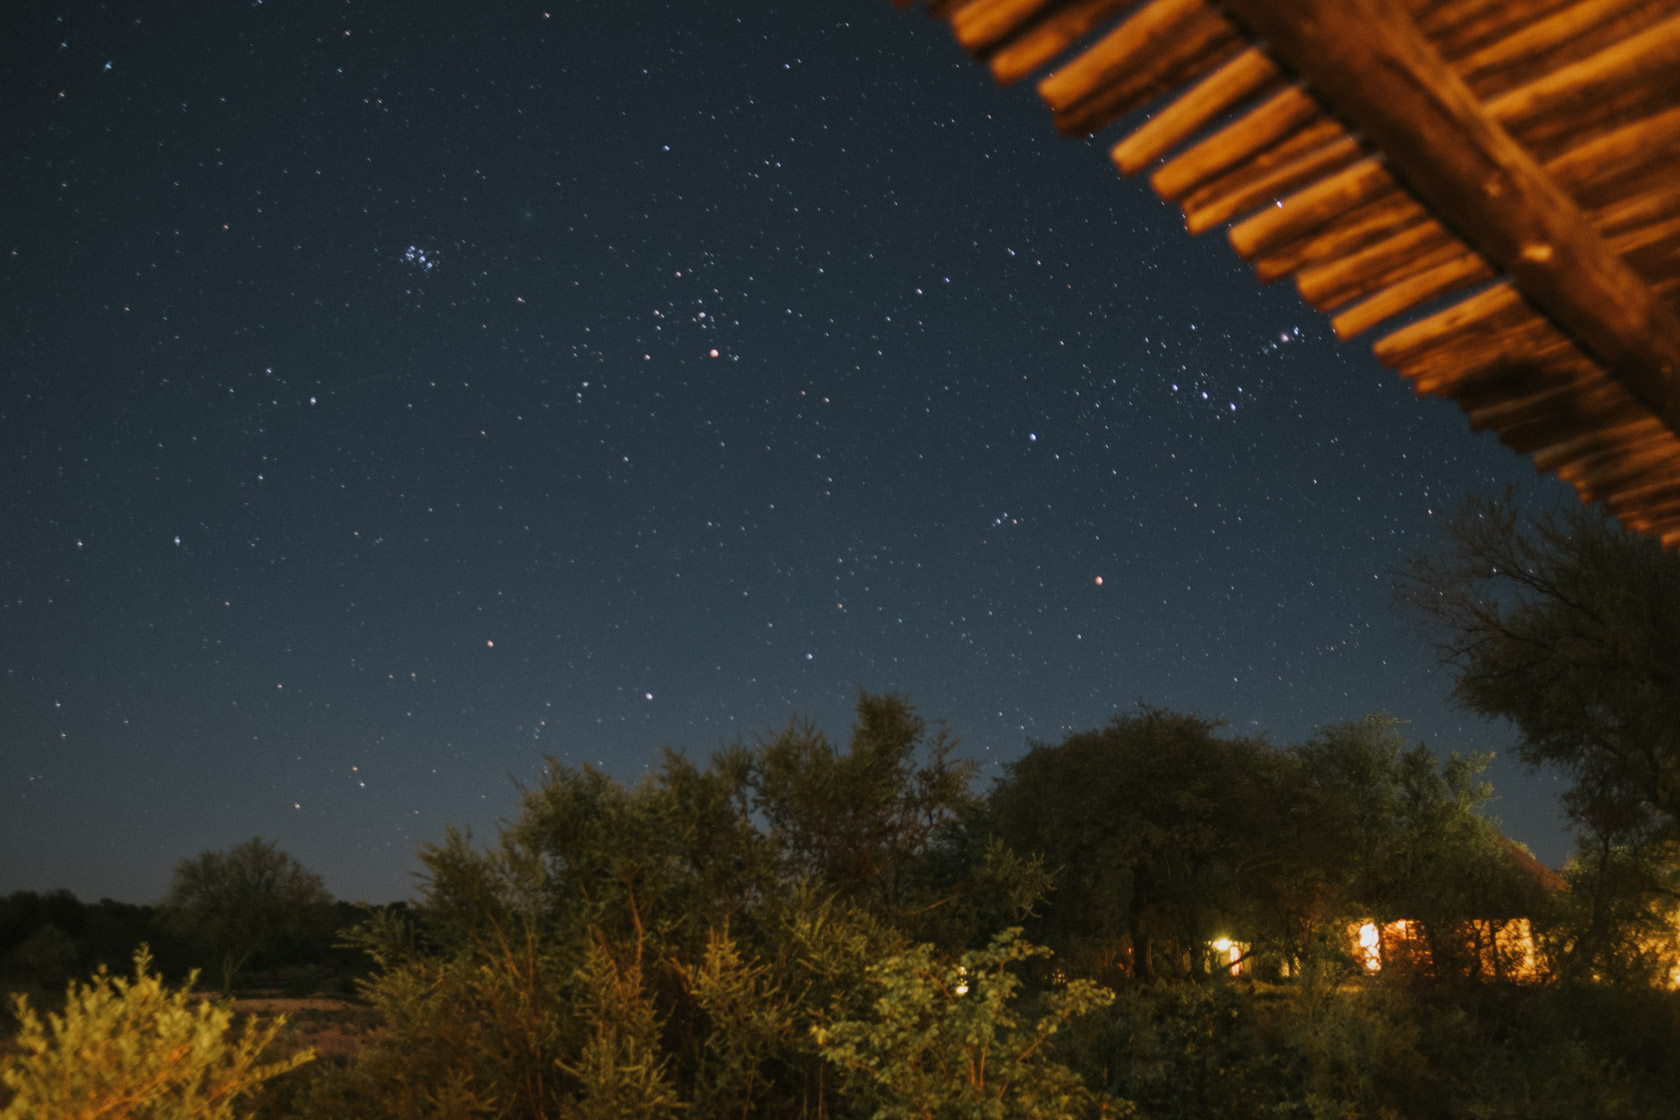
1501 836 1570 895
893 0 1680 549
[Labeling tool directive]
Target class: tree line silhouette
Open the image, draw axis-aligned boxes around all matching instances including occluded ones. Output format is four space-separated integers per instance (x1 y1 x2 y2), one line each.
4 496 1678 1118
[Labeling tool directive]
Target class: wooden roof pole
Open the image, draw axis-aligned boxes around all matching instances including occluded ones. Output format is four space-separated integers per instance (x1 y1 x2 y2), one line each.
1214 0 1680 439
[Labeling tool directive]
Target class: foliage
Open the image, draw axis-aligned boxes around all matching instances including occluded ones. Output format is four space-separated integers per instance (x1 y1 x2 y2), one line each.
191 691 1680 1119
1297 715 1553 980
1399 495 1680 987
0 948 312 1120
324 839 573 1120
1397 494 1680 844
160 838 337 994
985 708 1539 984
813 928 1120 1120
1072 984 1314 1120
560 942 682 1120
1 891 193 1000
3 927 76 995
749 695 978 911
1060 979 1680 1120
986 708 1297 982
0 891 372 1012
321 692 1047 1120
684 927 797 1120
1543 835 1680 987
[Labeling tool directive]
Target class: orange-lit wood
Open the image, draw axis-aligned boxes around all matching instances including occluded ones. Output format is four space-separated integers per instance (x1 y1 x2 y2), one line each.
1111 47 1279 173
897 0 1680 548
1040 0 1240 133
1220 0 1680 438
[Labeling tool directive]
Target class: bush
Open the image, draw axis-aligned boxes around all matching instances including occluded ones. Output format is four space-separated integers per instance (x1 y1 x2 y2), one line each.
0 947 313 1120
814 928 1119 1119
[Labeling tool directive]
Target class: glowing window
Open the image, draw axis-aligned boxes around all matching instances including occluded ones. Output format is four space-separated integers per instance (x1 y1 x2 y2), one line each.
1357 922 1382 972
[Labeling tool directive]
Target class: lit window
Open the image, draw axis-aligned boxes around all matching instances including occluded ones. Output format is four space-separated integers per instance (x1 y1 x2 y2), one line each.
1357 922 1382 972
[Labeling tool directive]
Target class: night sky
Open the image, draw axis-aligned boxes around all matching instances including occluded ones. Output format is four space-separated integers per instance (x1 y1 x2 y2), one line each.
3 1 1577 905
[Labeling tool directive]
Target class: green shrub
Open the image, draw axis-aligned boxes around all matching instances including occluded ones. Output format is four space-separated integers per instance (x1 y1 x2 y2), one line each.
814 928 1120 1119
0 947 313 1120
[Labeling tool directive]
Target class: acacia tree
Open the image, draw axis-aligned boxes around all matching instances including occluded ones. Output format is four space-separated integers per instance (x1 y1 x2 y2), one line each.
1396 494 1680 843
1398 496 1680 982
990 708 1546 984
160 836 335 993
986 708 1301 983
1294 718 1538 899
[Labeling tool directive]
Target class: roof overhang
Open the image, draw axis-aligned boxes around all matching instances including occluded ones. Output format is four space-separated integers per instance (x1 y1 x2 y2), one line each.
897 0 1680 548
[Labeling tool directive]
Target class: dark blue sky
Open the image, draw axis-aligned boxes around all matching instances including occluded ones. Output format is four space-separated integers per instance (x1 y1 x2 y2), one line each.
3 1 1573 904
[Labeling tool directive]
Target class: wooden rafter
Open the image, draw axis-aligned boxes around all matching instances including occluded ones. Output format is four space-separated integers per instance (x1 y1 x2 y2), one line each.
1218 0 1680 440
892 0 1680 549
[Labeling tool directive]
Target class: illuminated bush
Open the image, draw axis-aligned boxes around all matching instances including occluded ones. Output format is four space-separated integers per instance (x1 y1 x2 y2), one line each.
0 947 312 1120
813 928 1119 1119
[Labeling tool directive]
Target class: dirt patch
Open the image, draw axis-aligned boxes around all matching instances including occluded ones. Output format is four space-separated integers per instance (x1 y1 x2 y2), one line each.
229 996 382 1062
231 996 360 1015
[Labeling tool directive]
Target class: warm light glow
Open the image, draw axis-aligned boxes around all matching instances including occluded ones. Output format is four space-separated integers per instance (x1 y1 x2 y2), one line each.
1208 938 1242 976
1347 916 1553 982
1357 921 1382 972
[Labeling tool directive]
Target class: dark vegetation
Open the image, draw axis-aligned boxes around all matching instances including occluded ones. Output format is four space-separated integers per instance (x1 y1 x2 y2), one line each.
0 885 377 1010
4 498 1678 1118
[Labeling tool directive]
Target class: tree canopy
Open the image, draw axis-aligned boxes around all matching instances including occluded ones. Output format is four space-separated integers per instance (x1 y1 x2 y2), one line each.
14 692 1678 1120
159 837 336 994
1397 494 1680 843
985 708 1546 984
317 692 1066 1120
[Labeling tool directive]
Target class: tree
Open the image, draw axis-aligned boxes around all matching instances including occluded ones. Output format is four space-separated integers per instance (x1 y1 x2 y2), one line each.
990 708 1550 985
1397 494 1680 843
0 891 86 991
986 708 1298 982
0 947 312 1120
1544 833 1680 987
4 924 77 991
160 837 335 993
748 692 979 910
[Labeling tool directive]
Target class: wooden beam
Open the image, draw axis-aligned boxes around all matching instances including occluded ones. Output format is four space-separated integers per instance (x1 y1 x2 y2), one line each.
1040 0 1241 133
1110 46 1280 175
1215 0 1680 439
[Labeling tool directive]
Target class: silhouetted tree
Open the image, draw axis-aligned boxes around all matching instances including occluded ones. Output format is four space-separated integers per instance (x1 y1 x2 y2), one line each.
748 692 976 905
1545 832 1680 987
987 708 1297 982
160 837 335 993
1295 714 1553 979
1397 494 1680 844
989 708 1547 985
1399 496 1680 984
